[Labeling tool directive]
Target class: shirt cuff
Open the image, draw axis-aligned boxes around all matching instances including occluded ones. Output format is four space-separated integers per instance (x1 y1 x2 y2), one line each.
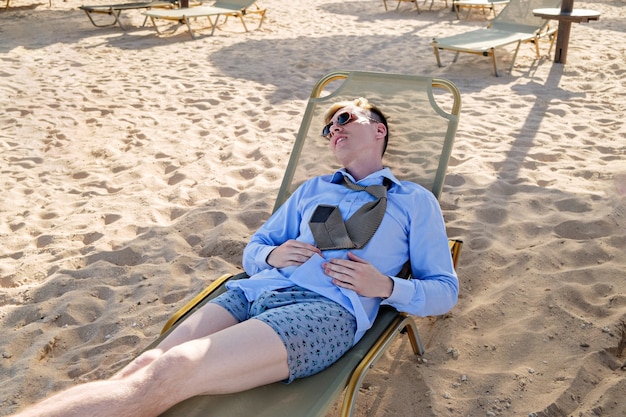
385 276 415 305
259 245 278 269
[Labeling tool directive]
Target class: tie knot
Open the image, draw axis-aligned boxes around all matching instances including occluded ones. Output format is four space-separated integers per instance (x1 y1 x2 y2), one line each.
341 176 388 199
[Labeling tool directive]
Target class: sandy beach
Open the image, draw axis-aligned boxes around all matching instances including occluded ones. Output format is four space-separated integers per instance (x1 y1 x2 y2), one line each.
1 0 625 415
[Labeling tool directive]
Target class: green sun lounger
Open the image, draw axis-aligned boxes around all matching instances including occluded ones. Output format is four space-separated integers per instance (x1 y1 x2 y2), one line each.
144 70 463 417
432 0 560 76
79 0 178 30
143 0 266 39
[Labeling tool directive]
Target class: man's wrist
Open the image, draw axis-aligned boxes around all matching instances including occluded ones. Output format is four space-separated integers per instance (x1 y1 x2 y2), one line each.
382 275 395 299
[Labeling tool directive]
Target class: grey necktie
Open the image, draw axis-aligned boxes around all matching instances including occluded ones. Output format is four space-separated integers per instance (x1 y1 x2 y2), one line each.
309 176 389 250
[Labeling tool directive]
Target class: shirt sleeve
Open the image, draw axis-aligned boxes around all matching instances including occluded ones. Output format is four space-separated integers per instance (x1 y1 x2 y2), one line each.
242 183 307 276
383 190 459 317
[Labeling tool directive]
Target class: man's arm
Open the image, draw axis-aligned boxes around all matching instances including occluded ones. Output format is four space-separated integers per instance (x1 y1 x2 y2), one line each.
323 189 458 316
242 182 319 275
384 192 459 316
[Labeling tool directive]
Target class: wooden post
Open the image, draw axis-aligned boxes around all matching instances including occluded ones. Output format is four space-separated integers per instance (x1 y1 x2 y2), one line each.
554 0 574 63
533 2 600 65
561 0 574 13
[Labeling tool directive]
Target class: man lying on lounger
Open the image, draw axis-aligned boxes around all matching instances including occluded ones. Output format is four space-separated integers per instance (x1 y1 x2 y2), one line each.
13 98 458 417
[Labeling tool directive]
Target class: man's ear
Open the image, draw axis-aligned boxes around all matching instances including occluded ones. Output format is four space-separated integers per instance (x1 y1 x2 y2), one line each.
375 123 387 139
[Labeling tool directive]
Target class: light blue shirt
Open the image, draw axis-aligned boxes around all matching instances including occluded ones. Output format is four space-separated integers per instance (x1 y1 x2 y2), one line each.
228 167 459 344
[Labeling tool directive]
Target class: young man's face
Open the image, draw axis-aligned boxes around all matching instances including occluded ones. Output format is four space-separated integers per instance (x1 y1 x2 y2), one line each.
325 106 385 165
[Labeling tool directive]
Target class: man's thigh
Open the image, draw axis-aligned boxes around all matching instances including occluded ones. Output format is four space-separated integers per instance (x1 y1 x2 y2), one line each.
158 302 239 351
156 318 290 397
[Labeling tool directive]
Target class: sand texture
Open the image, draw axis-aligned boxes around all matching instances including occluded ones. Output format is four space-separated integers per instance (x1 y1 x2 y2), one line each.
1 0 625 415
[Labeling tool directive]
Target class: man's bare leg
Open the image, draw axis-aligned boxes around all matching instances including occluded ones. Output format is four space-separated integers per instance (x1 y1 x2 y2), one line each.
13 305 289 417
113 303 238 380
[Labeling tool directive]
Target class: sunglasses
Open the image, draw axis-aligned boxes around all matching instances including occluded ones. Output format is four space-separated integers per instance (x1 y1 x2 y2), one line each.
321 111 378 139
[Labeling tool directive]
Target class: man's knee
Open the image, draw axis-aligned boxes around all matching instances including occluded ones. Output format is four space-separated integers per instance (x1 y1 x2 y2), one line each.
149 344 202 381
113 349 163 380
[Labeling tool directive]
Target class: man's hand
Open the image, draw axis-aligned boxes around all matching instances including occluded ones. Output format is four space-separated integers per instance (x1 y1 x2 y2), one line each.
322 252 394 298
266 240 322 268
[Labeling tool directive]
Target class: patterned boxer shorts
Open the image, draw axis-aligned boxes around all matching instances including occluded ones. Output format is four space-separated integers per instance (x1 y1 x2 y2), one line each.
209 285 357 382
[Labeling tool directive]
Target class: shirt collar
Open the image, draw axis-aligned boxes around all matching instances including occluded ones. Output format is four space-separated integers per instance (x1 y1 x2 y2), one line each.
331 167 401 187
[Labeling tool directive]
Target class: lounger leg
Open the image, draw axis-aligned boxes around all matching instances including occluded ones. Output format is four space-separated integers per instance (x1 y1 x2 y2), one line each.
452 51 460 63
208 15 218 36
149 16 164 34
433 46 443 67
114 10 126 30
257 9 266 29
237 12 249 32
339 316 424 417
183 17 196 39
250 5 266 29
533 35 540 58
82 9 123 29
383 0 388 11
548 31 556 55
508 40 522 74
403 317 425 355
491 49 500 77
148 16 185 37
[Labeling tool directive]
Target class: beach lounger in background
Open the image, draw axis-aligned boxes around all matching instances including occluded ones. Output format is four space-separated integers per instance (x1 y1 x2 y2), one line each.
382 0 450 14
382 0 420 13
431 0 560 76
5 0 51 9
452 0 510 19
79 0 178 30
143 0 266 39
141 70 462 417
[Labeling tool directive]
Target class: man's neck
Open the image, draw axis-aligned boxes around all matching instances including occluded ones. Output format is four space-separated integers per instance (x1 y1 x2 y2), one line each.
344 162 384 182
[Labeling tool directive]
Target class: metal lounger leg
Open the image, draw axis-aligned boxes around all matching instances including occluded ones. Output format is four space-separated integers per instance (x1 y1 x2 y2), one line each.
149 15 185 36
433 45 442 67
533 34 540 58
208 15 218 36
149 16 163 34
237 12 249 32
548 31 556 55
183 16 196 39
115 10 126 30
339 315 424 417
508 40 522 74
83 8 123 29
491 48 500 77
